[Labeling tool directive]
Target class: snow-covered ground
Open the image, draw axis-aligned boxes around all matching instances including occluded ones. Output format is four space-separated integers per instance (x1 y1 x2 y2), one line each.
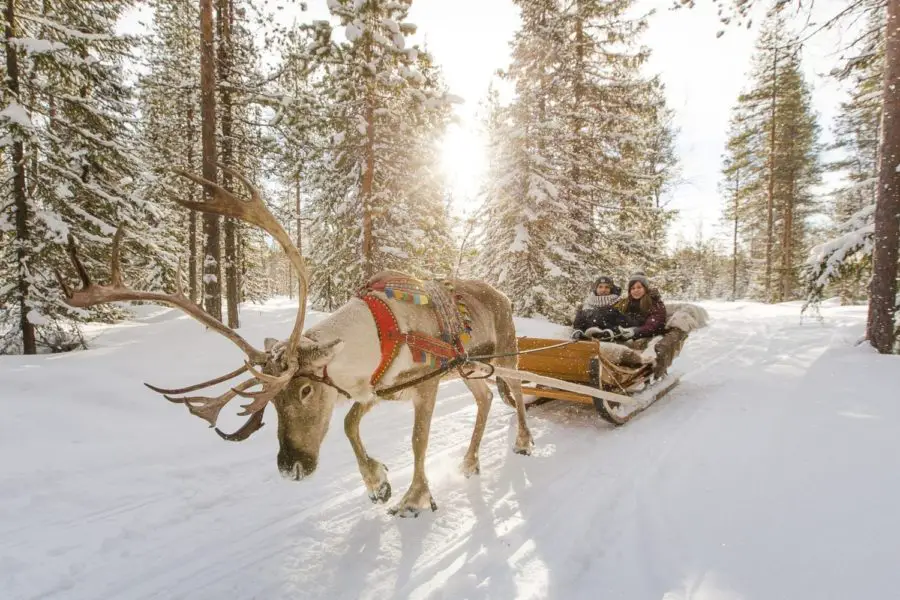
3 299 900 600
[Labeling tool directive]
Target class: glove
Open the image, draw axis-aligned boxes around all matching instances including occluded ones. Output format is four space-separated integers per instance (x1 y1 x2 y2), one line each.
585 327 615 341
617 326 637 340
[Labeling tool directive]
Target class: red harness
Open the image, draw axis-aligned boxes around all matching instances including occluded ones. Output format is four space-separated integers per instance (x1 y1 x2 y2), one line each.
360 294 464 386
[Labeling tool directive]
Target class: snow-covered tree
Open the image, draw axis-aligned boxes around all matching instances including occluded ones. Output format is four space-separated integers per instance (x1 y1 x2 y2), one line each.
1 0 164 354
476 0 677 322
703 0 898 352
138 0 274 319
273 0 458 306
804 4 884 307
720 108 762 300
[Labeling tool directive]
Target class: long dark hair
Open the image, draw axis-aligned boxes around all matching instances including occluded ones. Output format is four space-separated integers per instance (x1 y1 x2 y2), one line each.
613 285 654 315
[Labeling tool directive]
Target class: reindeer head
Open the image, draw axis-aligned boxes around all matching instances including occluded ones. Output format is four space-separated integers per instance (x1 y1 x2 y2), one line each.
263 336 345 480
56 163 344 483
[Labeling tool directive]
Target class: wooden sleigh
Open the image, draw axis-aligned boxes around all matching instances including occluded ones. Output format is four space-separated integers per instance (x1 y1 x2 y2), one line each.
485 335 685 426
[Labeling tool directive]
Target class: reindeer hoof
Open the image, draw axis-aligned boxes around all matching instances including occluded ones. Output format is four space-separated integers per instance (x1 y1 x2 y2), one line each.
513 445 533 456
388 491 438 517
388 505 417 518
368 480 392 504
387 499 438 518
514 433 534 456
461 460 480 478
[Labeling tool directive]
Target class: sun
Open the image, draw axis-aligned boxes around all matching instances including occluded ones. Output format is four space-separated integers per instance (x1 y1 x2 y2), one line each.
439 123 487 215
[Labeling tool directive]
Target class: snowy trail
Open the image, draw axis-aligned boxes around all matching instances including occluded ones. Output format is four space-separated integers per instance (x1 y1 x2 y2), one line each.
2 300 900 599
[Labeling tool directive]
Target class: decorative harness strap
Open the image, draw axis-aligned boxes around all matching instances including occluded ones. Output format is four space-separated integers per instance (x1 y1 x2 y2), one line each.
358 277 469 388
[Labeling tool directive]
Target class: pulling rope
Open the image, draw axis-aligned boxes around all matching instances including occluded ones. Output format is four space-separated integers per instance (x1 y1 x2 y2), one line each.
466 338 581 362
372 339 580 398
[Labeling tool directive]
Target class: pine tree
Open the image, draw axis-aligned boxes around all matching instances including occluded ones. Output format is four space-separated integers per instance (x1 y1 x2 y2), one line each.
476 0 677 322
804 4 883 307
274 0 457 305
475 0 572 321
719 15 821 303
139 0 272 317
720 112 758 300
701 0 899 352
1 0 163 354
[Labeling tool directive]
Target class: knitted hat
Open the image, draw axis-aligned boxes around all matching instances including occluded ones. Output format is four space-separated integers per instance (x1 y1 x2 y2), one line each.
627 272 651 292
592 275 621 297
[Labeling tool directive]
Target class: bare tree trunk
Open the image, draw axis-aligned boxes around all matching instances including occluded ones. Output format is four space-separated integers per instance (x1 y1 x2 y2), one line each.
362 91 375 278
765 48 778 304
186 105 198 302
781 168 796 301
869 0 900 353
217 0 239 328
5 0 35 354
199 0 221 320
295 175 302 256
287 175 302 300
732 167 740 301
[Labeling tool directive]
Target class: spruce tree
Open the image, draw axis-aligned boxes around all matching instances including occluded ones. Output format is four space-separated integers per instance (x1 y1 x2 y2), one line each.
475 0 571 320
477 0 677 322
719 15 821 303
804 5 883 307
274 0 457 305
1 0 162 354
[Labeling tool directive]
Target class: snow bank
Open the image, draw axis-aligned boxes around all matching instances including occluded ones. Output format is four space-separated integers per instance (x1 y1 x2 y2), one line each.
1 300 899 599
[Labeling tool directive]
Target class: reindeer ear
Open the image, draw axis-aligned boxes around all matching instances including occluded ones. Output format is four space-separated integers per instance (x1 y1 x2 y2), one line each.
302 338 345 368
264 337 279 351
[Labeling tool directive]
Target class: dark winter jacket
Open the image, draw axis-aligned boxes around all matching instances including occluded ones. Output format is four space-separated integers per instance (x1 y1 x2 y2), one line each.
572 278 626 332
573 304 628 332
613 290 667 339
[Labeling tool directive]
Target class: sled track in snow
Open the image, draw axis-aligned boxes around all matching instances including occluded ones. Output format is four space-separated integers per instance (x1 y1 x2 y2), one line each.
5 302 890 600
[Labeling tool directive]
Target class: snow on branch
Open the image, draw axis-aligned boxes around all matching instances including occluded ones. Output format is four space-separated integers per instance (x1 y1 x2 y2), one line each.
0 102 34 130
7 37 68 55
19 13 119 42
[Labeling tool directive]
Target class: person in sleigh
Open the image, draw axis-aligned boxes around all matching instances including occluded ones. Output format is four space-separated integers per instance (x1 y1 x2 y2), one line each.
611 273 666 342
570 276 628 341
612 272 686 379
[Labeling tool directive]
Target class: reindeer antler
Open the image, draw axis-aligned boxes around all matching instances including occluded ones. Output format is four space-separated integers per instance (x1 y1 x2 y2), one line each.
56 228 266 364
57 164 312 442
172 163 310 350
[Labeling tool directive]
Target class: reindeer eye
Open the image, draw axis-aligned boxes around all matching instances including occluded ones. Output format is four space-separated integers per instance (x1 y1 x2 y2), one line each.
299 384 313 401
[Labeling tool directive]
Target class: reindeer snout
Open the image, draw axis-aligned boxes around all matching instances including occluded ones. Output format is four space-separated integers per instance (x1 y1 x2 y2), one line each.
278 450 318 481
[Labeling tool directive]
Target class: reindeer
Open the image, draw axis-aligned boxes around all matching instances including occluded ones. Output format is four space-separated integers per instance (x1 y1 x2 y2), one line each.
56 165 534 517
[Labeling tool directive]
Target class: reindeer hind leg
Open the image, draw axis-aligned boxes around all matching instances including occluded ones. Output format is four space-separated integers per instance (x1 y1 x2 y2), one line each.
461 378 493 476
497 371 533 455
494 337 534 455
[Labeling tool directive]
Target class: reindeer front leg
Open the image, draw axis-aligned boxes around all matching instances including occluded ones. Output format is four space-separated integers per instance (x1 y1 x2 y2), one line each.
389 379 440 517
344 401 392 503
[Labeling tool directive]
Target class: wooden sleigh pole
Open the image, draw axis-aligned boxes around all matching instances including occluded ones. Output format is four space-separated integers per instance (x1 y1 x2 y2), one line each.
470 363 641 407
